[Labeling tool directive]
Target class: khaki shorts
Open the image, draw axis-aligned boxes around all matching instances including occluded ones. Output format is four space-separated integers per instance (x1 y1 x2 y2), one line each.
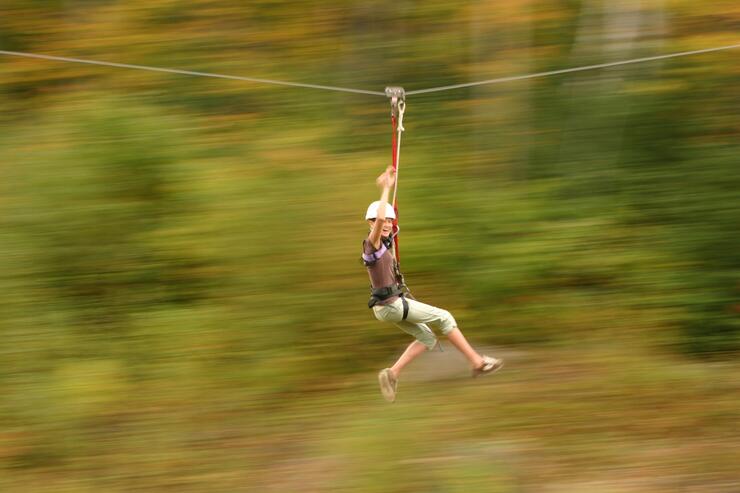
372 297 457 350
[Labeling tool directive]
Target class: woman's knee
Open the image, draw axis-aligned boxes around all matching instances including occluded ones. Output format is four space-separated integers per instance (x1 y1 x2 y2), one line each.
418 335 438 350
438 310 457 335
401 323 437 349
416 325 438 349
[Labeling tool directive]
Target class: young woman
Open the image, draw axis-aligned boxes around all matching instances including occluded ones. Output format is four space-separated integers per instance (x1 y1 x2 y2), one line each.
362 166 503 402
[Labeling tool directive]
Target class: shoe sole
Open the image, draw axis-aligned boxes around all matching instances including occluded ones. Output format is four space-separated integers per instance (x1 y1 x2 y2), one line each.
472 359 504 378
378 369 396 402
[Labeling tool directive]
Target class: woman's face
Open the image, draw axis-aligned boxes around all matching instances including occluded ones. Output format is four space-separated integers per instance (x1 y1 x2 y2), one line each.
368 218 394 237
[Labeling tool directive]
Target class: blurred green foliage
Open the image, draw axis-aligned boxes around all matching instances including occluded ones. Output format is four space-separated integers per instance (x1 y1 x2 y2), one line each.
1 1 738 491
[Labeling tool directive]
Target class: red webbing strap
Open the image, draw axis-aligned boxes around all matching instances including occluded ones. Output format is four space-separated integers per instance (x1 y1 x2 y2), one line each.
391 112 400 264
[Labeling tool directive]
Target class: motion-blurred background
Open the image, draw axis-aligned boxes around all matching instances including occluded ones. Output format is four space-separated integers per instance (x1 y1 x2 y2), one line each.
1 1 738 492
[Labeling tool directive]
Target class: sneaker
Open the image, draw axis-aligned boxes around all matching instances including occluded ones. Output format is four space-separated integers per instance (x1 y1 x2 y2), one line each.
378 368 398 402
472 356 503 378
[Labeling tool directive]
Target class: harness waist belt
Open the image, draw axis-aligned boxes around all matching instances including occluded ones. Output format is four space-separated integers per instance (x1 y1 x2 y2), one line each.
371 285 403 299
368 285 408 320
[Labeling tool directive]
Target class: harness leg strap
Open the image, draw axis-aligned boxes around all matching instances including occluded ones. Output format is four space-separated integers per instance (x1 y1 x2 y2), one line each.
401 297 409 320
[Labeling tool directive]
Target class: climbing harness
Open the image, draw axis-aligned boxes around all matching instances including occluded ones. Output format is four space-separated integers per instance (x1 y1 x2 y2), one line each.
367 285 408 315
362 231 409 318
363 238 408 316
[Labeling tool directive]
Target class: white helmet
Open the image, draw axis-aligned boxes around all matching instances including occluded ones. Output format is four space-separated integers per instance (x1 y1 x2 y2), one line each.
365 201 396 220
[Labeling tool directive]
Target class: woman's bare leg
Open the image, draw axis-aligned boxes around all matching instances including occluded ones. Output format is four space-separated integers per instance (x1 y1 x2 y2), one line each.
446 327 484 368
390 340 428 378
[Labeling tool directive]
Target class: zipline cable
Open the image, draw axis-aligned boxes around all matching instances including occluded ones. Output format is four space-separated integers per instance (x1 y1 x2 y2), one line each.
405 43 740 95
1 43 738 98
0 49 386 97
